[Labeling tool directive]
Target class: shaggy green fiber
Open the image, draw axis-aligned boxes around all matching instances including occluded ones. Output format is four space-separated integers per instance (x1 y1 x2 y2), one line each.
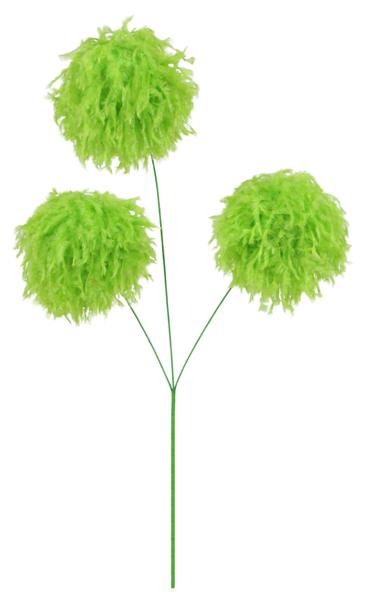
211 170 349 312
49 18 198 172
16 190 156 323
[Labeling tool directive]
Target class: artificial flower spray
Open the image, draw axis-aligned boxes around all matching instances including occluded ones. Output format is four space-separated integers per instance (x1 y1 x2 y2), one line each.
16 19 349 588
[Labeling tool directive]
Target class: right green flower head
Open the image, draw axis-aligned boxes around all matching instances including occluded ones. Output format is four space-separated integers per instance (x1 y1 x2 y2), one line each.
49 18 198 172
211 170 349 312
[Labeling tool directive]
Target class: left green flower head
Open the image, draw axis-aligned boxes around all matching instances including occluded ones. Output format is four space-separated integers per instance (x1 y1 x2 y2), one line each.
15 190 156 324
49 18 198 172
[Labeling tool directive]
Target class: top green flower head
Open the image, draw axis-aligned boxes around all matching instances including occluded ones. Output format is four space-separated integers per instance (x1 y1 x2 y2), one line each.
211 170 349 313
49 18 198 172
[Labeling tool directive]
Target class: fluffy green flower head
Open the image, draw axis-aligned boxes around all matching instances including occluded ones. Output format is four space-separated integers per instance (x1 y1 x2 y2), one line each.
211 170 349 312
16 190 156 323
49 18 198 172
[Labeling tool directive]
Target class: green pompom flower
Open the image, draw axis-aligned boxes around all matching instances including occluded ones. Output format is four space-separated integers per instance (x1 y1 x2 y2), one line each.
49 18 198 172
211 170 349 312
16 190 156 323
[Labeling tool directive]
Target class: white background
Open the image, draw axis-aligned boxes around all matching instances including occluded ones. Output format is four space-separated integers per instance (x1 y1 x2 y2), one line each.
1 1 367 598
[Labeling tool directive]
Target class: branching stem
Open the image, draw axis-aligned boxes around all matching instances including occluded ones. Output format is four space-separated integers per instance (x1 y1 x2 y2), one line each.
127 158 232 589
151 156 175 389
126 300 171 389
174 288 232 389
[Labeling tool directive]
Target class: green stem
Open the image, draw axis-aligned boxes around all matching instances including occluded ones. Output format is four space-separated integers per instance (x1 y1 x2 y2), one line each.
175 288 232 388
151 156 175 387
126 159 232 589
149 157 232 588
170 386 176 588
125 300 171 389
150 157 177 587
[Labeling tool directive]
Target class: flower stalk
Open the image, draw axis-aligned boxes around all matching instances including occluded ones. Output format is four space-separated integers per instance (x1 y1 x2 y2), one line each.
148 157 231 587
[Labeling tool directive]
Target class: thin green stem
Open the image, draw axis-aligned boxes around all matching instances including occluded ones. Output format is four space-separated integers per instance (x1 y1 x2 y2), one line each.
150 156 177 587
127 160 231 589
126 300 172 389
175 288 232 389
170 386 176 589
151 156 175 388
